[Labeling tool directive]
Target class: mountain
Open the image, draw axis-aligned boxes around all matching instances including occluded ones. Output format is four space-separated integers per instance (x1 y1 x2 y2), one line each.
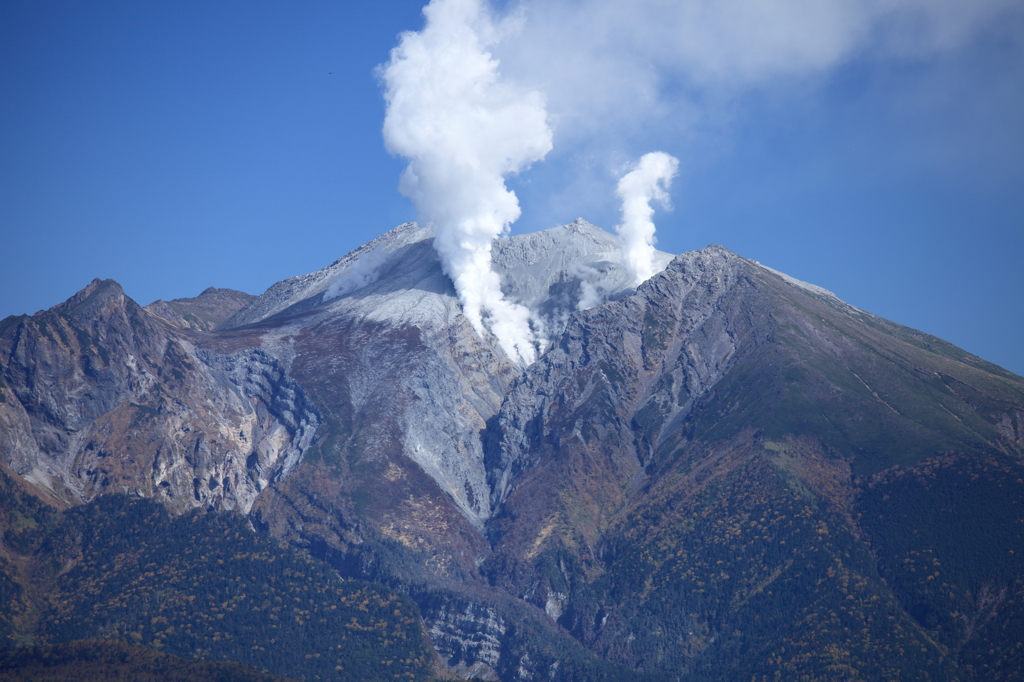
1 220 1022 681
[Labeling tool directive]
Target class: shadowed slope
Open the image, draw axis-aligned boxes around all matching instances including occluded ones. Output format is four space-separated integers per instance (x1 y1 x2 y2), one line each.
482 245 1024 680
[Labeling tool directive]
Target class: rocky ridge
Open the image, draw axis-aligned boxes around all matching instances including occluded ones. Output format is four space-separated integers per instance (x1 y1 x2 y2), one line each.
0 279 318 514
145 287 255 332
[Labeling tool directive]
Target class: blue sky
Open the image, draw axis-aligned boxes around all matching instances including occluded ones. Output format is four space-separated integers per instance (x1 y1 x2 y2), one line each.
2 0 1022 375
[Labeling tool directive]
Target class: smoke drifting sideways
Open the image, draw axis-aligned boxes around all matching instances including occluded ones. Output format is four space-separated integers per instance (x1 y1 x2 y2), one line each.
379 0 552 366
323 245 390 302
616 153 679 287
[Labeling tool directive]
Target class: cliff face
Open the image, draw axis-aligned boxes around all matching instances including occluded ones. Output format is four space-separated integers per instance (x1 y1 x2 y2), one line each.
2 223 1024 681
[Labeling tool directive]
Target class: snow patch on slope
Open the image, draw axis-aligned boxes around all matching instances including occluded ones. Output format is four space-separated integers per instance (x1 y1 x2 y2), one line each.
748 259 862 314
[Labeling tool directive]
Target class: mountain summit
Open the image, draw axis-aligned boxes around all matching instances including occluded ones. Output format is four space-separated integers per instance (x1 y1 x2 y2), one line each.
2 221 1022 681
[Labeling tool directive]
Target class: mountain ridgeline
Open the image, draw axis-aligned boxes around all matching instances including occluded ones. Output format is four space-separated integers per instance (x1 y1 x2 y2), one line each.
1 220 1022 682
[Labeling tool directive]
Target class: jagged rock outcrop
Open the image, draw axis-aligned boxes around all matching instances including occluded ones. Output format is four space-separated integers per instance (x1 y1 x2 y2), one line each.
488 245 759 512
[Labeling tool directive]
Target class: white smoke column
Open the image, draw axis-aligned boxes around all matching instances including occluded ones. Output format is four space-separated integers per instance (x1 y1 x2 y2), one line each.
380 0 553 365
615 152 680 286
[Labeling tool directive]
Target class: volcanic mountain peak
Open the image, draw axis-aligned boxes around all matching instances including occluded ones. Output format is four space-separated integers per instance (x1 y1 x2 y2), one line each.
188 219 677 530
221 219 672 354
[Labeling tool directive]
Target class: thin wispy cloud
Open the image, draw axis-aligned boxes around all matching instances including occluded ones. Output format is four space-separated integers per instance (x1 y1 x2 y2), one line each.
491 0 1021 230
497 0 1018 136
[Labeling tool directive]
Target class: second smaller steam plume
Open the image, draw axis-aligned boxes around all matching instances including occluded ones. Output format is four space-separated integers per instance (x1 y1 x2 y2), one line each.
616 152 679 286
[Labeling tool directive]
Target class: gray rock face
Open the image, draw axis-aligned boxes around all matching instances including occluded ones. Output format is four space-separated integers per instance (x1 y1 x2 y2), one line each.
196 348 320 495
423 600 507 680
219 222 443 330
491 218 672 350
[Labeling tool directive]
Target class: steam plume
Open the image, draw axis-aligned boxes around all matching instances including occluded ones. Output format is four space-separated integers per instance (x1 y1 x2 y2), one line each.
380 0 552 365
615 152 679 286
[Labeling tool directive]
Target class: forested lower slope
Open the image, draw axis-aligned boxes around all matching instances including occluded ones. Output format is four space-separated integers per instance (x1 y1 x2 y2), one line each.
0 639 293 682
0 468 438 682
